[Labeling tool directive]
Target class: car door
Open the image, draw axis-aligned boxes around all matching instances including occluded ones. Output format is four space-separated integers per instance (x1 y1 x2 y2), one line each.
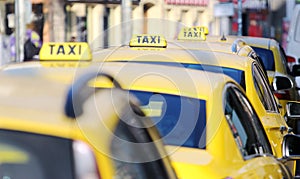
247 63 290 156
224 84 291 179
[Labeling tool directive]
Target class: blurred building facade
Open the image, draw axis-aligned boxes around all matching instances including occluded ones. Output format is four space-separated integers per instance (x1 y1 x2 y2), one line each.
0 0 293 54
1 0 218 50
45 0 216 49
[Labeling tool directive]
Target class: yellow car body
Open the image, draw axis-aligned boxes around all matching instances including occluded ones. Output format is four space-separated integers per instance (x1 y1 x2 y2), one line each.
1 40 294 178
91 38 295 175
238 37 299 114
86 62 292 179
0 72 177 179
0 61 293 178
203 35 300 114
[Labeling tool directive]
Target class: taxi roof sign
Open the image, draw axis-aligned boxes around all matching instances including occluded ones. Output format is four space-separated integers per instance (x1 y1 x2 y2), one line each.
129 34 167 48
39 42 92 61
177 26 209 41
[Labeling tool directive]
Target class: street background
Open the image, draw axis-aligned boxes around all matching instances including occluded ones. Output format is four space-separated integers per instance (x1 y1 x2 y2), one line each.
0 0 297 63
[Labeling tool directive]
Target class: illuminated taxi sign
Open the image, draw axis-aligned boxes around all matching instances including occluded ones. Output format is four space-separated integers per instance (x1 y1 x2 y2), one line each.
199 26 209 35
39 42 92 61
177 26 208 41
129 34 167 48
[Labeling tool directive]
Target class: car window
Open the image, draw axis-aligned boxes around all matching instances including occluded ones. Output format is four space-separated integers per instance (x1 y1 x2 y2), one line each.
185 64 246 90
110 119 149 179
0 129 74 179
110 115 172 179
130 90 207 149
122 61 246 90
251 47 275 71
233 87 272 154
279 45 292 75
224 85 272 158
252 64 278 112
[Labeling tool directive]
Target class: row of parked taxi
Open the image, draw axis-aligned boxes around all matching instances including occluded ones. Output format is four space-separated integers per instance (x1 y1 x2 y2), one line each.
1 26 300 179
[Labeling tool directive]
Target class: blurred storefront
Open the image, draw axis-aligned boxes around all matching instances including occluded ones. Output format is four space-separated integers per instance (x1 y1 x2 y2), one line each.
0 0 220 51
214 0 289 43
0 0 44 63
4 1 44 40
0 0 292 57
230 0 270 37
62 0 214 49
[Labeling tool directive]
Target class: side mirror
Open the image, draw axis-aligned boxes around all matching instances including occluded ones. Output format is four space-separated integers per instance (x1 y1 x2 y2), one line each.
292 64 300 77
291 64 300 90
272 76 293 91
286 101 300 119
285 101 300 134
282 134 300 160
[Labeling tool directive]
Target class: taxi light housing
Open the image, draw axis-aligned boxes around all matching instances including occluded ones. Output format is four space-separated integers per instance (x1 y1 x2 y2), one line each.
177 26 208 41
39 42 92 61
129 34 167 48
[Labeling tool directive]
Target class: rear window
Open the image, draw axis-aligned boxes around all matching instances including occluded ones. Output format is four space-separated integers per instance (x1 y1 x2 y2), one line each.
131 90 207 149
251 47 275 71
118 61 246 90
0 130 74 179
184 64 246 90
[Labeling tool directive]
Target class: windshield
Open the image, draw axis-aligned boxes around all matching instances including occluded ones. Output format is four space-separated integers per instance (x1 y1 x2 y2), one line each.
251 47 275 71
0 129 74 179
130 90 207 149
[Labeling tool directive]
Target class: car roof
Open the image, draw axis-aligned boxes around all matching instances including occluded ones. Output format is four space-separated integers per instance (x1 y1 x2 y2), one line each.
99 62 234 99
0 74 73 135
92 45 253 72
0 72 126 143
168 40 235 53
205 35 278 50
0 61 239 122
1 61 235 99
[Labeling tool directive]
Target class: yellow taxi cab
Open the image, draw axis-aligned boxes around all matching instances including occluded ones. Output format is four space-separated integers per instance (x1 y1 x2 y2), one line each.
2 41 297 178
79 62 297 178
3 59 298 178
238 37 300 114
90 34 297 176
0 58 177 178
200 34 300 115
173 27 299 126
0 42 96 83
